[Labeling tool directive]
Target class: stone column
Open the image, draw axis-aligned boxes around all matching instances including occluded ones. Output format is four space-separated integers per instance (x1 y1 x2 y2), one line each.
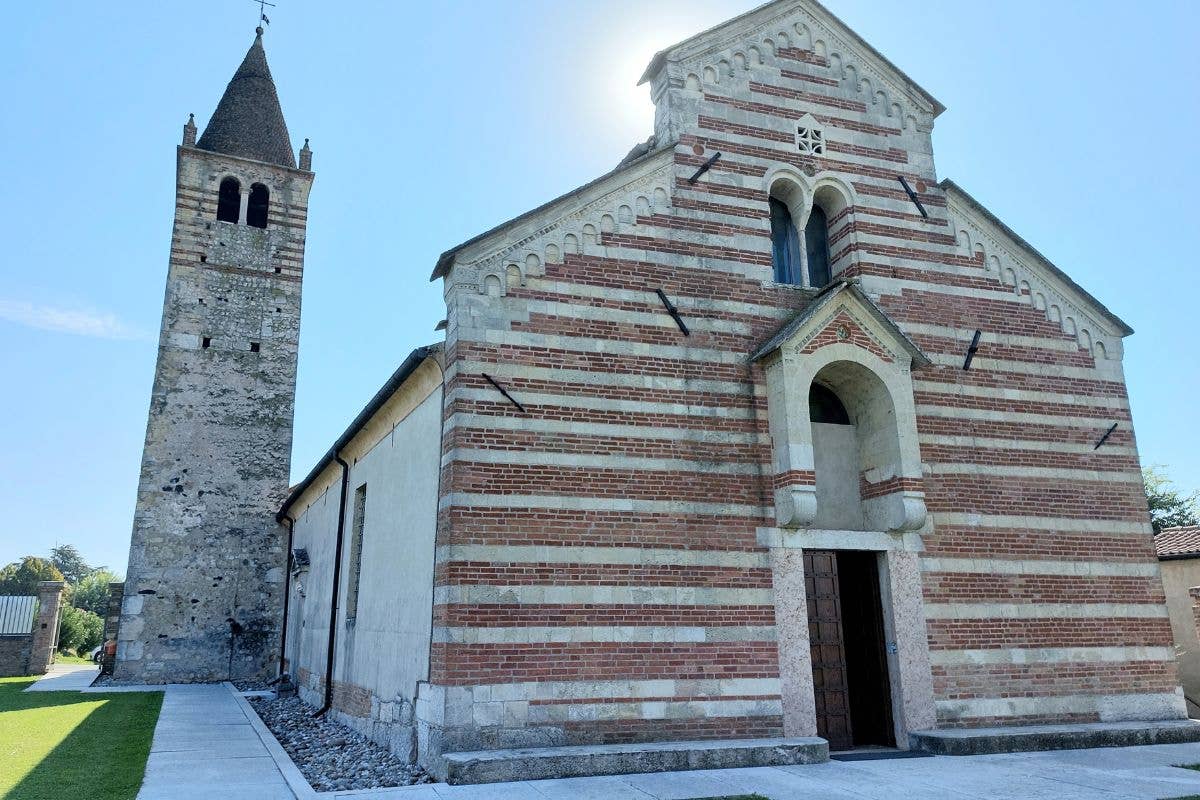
769 547 818 736
881 549 936 737
101 582 125 675
27 581 65 674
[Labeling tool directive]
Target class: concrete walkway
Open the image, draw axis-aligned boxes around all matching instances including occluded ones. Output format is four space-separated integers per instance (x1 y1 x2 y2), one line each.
23 661 98 691
136 683 293 800
131 682 1200 799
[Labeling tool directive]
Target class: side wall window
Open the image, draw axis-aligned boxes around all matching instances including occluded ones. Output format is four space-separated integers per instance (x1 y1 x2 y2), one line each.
345 483 367 626
217 177 241 223
247 183 269 229
805 205 832 287
770 197 803 285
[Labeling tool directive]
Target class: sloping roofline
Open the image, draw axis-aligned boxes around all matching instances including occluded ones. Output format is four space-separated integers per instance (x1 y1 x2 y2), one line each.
941 179 1133 337
277 345 439 521
431 144 674 281
637 0 945 117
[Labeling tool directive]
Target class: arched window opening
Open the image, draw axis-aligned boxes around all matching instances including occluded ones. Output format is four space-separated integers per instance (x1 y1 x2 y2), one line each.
770 196 802 285
808 362 901 532
805 205 831 287
247 183 269 229
217 177 241 223
809 383 850 425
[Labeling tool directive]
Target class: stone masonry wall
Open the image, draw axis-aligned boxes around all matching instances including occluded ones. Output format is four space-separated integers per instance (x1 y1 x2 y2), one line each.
27 581 64 675
116 144 313 683
0 637 32 678
101 582 124 675
423 1 1173 754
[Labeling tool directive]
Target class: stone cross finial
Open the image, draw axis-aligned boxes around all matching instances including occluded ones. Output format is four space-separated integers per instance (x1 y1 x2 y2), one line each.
183 113 197 147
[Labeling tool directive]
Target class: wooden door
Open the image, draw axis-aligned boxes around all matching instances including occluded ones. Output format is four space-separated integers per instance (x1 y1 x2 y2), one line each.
804 550 853 750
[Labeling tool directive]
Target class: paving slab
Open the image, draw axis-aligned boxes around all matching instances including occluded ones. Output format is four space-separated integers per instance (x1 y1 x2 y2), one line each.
136 683 294 800
23 662 98 691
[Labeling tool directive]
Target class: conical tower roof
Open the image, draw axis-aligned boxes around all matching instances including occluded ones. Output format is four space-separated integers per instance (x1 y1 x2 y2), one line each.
196 28 296 168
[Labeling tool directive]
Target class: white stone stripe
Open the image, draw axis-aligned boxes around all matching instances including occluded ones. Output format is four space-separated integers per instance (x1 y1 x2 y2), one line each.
434 625 777 644
935 690 1184 721
446 412 770 445
520 298 754 335
918 433 1137 456
468 677 782 703
433 584 774 606
440 492 771 518
923 603 1167 620
928 646 1176 667
931 513 1150 535
912 380 1129 411
524 276 789 321
451 386 758 420
436 544 769 568
923 463 1138 483
455 359 761 397
915 404 1121 428
444 447 764 476
920 558 1159 578
526 698 783 724
919 353 1107 381
471 329 750 366
902 322 1097 355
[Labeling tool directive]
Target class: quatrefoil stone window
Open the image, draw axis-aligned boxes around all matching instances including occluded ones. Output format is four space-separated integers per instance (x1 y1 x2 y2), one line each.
797 125 824 155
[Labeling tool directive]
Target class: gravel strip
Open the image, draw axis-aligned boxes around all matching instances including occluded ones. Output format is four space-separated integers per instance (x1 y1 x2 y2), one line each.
248 696 430 792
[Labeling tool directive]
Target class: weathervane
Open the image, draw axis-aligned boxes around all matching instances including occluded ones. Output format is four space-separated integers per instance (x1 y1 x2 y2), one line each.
253 0 276 28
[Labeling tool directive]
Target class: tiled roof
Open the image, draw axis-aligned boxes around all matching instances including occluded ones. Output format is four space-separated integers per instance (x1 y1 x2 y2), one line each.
1155 526 1200 559
196 29 296 169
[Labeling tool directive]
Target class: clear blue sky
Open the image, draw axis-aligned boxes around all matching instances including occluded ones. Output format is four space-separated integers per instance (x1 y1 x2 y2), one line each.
1 1 1197 574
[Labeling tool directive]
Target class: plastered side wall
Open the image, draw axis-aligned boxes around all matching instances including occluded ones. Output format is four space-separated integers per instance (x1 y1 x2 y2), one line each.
1160 559 1200 716
287 360 443 758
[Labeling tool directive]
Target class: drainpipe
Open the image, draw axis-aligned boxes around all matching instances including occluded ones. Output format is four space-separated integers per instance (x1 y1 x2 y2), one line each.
278 515 295 677
315 455 351 717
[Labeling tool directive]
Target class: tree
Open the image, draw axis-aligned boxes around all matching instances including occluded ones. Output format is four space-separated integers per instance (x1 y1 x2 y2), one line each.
71 569 120 617
49 544 95 585
57 604 104 655
0 557 64 596
1145 465 1200 534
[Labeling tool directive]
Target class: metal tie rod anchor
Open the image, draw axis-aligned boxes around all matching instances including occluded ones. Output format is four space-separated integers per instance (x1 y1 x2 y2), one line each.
655 288 690 336
962 329 982 371
482 373 527 414
1093 422 1118 450
896 175 929 219
688 152 722 185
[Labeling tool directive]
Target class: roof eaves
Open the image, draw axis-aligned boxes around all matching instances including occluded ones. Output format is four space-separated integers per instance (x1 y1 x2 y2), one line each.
277 345 440 521
431 143 674 282
941 179 1133 337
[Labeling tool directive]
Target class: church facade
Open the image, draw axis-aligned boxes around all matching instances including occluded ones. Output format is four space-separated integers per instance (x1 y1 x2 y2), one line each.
120 0 1186 781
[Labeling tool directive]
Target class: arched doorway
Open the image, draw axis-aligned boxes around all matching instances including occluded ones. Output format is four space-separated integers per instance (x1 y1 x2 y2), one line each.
805 366 899 750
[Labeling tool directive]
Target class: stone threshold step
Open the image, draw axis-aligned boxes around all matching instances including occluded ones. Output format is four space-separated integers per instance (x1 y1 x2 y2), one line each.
911 719 1200 756
440 736 828 785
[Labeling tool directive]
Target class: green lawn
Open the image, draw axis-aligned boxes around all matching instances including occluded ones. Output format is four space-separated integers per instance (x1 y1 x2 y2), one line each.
54 653 95 665
0 675 162 800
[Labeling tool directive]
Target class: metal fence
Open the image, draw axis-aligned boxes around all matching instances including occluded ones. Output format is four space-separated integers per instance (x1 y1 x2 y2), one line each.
0 596 36 635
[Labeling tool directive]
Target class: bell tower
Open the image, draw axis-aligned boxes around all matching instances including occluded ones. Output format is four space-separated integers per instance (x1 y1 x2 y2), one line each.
116 28 314 682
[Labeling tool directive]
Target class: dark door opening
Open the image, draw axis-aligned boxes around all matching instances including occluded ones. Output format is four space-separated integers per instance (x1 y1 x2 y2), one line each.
805 549 895 750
